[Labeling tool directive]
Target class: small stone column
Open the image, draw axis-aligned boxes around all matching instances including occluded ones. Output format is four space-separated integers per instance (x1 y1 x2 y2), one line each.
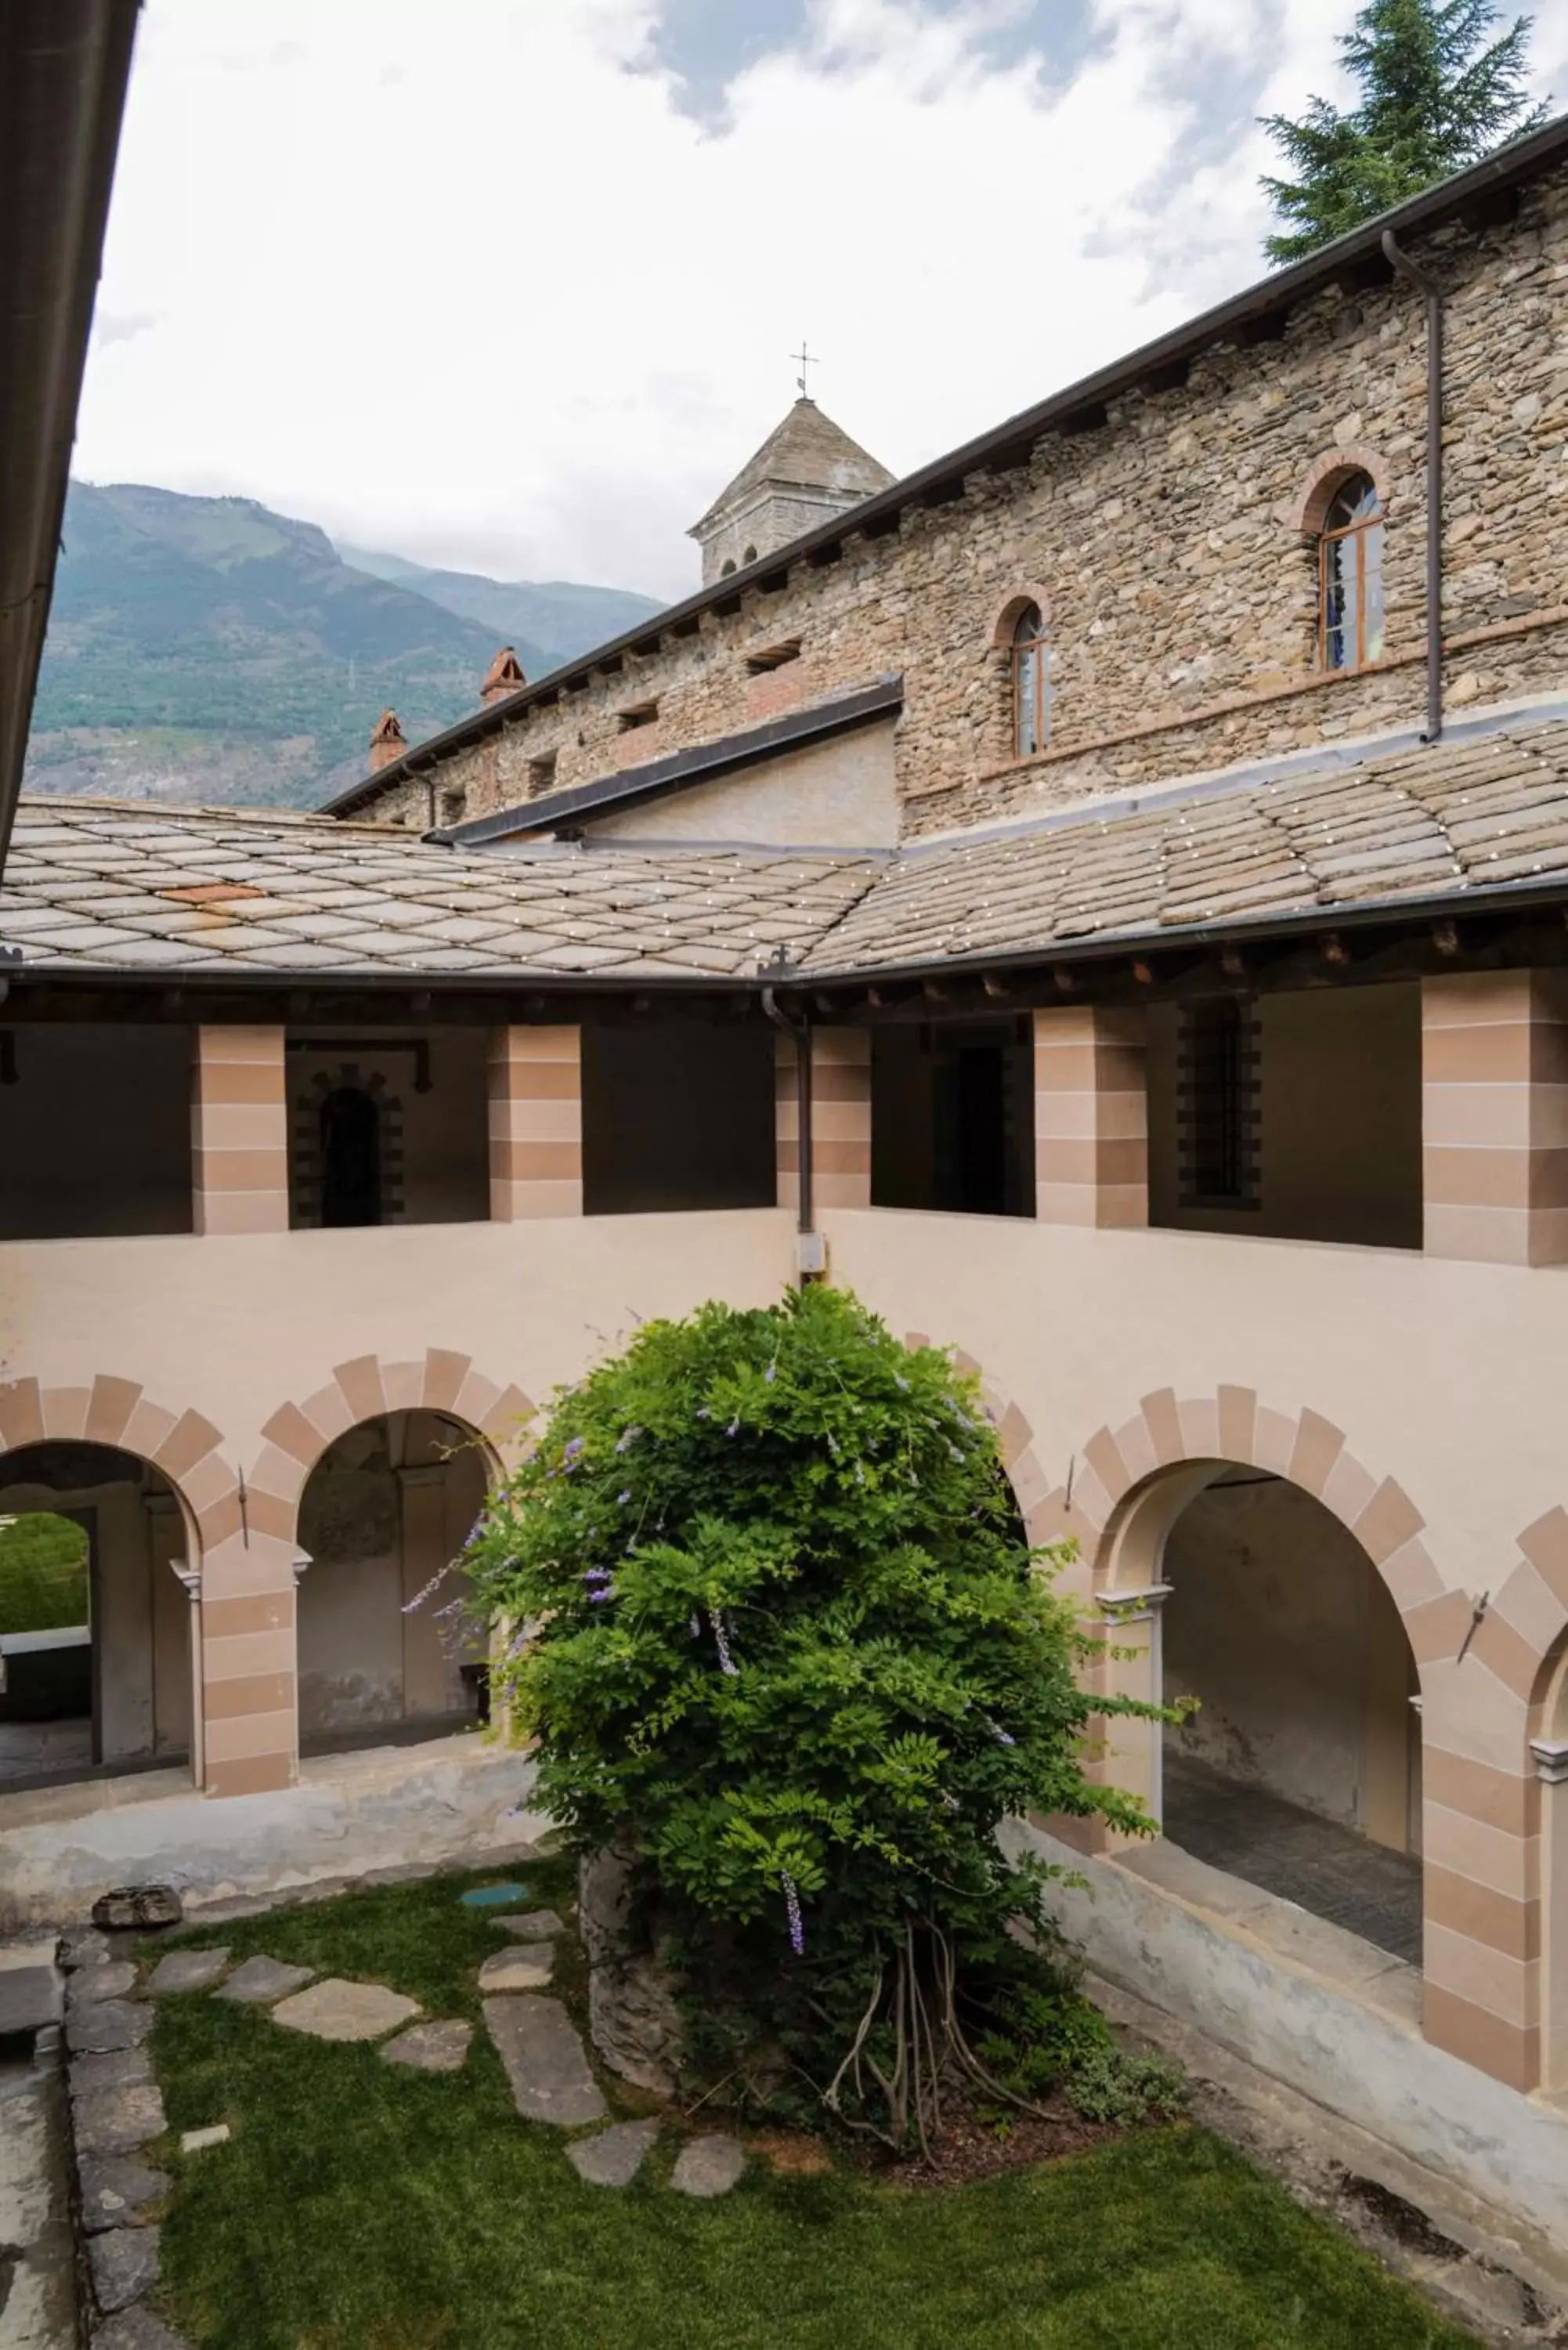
1534 1737 1568 2091
1422 971 1568 1265
191 1026 290 1235
489 1026 583 1219
1033 1006 1147 1227
1094 1582 1172 1847
167 1557 204 1790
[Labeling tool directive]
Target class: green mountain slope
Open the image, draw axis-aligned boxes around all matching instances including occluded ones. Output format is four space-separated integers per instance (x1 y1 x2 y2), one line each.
338 544 662 661
23 483 663 811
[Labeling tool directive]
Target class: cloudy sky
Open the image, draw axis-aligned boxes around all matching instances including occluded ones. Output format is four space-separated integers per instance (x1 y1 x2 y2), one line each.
75 0 1568 604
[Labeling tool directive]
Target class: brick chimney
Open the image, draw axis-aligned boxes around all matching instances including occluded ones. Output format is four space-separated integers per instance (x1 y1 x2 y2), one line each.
368 710 406 772
481 647 526 705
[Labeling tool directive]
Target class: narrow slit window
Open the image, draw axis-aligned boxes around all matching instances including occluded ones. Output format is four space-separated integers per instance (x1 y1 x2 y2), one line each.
1011 603 1050 757
527 752 558 794
1177 1000 1261 1209
1319 473 1385 672
618 700 659 732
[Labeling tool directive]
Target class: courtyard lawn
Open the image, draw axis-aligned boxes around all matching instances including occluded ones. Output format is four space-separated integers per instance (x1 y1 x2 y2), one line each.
0 1509 89 1632
144 1865 1472 2350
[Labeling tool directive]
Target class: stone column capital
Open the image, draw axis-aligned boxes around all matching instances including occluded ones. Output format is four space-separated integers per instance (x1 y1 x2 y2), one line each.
1096 1582 1173 1625
168 1557 201 1597
1531 1737 1568 1785
291 1549 313 1584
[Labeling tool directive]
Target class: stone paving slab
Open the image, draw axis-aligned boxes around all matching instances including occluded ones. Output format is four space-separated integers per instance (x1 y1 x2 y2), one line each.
0 1961 63 2039
67 1962 139 2010
381 2019 472 2073
72 2081 167 2160
567 2120 659 2188
482 1996 606 2127
91 2310 195 2350
60 1930 110 1970
493 1911 564 1942
78 2153 169 2235
70 2047 153 2098
67 2001 154 2056
216 1957 315 2006
477 1946 553 1993
271 1979 421 2043
670 2135 746 2199
179 2125 230 2153
88 2222 161 2313
148 1948 229 1995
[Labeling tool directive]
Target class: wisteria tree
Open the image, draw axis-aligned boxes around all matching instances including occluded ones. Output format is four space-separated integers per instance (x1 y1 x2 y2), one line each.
464 1285 1172 2149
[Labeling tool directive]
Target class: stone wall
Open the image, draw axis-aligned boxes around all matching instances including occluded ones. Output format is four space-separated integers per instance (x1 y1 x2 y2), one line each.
350 165 1568 842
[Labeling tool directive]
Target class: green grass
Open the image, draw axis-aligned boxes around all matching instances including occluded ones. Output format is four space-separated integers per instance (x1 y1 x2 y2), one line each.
0 1511 89 1632
143 1866 1474 2350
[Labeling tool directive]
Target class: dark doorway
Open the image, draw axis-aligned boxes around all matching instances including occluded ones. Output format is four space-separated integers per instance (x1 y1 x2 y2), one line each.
320 1086 381 1227
872 1021 1034 1217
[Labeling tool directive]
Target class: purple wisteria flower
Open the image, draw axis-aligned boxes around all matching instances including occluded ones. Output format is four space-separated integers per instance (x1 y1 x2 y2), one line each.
727 1417 740 1437
614 1426 642 1454
764 1361 777 1384
616 1490 632 1506
987 1718 1017 1748
688 1611 702 1638
562 1436 585 1473
710 1611 739 1676
781 1869 805 1956
587 1585 616 1603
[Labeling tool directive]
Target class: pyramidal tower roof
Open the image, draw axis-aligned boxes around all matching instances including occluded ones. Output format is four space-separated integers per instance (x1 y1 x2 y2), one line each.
688 396 895 584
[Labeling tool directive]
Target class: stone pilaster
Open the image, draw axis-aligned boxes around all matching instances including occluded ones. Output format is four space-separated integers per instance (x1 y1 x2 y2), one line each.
489 1026 583 1220
191 1026 289 1235
1033 1006 1147 1227
1422 971 1568 1265
1534 1737 1568 2091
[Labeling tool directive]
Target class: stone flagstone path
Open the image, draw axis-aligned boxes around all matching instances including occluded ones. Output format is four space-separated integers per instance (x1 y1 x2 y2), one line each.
56 1872 756 2343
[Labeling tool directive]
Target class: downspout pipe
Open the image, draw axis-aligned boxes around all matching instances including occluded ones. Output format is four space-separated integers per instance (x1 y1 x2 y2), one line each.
1382 230 1444 744
761 985 814 1267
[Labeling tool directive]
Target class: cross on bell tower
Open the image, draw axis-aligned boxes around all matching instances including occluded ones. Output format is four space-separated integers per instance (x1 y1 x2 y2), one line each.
791 339 817 400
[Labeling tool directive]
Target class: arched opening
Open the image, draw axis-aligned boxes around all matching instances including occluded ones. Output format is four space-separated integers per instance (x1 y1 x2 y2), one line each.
742 544 757 566
1318 470 1384 671
296 1409 490 1755
1107 1462 1422 1965
0 1442 193 1791
320 1084 382 1227
721 558 737 578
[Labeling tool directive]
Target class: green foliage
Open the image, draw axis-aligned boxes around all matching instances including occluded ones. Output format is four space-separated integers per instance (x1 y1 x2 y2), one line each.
0 1509 89 1633
464 1285 1167 2134
1260 0 1545 262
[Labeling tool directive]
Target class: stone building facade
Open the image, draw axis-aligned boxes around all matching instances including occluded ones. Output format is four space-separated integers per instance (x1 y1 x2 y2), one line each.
336 151 1568 847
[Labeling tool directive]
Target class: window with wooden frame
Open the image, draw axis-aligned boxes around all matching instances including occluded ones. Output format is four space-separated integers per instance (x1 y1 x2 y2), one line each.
1010 602 1050 757
1319 472 1385 672
1177 999 1261 1209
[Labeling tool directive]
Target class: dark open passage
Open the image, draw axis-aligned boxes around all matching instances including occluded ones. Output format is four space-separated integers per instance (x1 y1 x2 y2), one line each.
581 1017 776 1214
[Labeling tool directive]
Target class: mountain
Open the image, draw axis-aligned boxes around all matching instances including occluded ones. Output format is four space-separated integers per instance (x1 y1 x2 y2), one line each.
23 483 666 811
337 544 662 664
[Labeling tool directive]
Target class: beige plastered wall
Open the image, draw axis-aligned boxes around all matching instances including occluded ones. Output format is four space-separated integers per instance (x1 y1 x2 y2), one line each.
564 721 901 849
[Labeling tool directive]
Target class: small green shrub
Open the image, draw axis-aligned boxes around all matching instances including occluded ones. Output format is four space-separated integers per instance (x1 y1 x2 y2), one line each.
465 1284 1172 2149
1065 2044 1189 2128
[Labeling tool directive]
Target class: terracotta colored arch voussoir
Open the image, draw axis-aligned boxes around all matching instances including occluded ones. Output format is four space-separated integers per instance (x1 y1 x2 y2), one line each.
1048 1384 1446 1630
251 1347 536 1528
0 1369 239 1557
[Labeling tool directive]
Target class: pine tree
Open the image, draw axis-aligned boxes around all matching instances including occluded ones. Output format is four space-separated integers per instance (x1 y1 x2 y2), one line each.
1260 0 1546 263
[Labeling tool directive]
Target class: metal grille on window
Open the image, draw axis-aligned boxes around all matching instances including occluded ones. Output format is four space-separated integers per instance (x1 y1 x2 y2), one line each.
1177 1000 1261 1209
1319 473 1385 672
1011 603 1050 757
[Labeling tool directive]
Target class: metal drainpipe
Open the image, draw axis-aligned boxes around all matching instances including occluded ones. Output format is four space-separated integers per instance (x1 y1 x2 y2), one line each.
761 985 815 1278
1381 230 1444 744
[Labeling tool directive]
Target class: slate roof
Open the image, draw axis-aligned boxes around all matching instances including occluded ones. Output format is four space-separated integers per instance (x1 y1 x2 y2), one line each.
0 801 879 979
689 398 894 537
12 714 1568 983
800 717 1568 974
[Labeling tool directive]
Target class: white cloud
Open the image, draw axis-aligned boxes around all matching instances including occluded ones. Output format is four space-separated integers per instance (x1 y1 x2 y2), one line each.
74 0 1568 602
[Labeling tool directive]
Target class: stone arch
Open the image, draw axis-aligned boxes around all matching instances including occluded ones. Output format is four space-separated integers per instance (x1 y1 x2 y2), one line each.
0 1372 237 1561
1292 443 1393 536
247 1348 533 1542
988 588 1052 651
1054 1386 1443 1654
